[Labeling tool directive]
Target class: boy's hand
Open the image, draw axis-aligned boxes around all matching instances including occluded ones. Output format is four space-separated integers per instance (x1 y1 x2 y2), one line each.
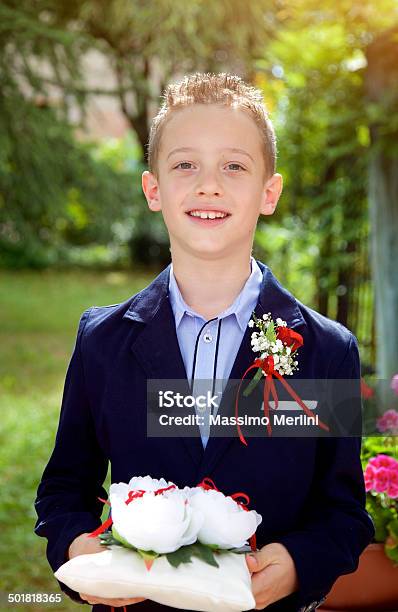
67 532 147 607
246 542 299 610
67 532 106 559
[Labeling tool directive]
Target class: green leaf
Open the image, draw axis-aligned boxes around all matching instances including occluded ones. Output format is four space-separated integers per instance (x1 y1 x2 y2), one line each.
166 546 194 568
365 496 393 542
387 519 398 541
265 321 276 343
191 542 219 568
385 541 398 566
243 367 263 397
98 531 124 547
166 542 219 568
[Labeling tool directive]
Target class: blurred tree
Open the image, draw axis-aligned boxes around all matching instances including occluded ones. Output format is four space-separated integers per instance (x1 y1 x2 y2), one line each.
75 0 289 161
256 19 369 324
365 25 398 382
0 2 138 268
254 1 398 369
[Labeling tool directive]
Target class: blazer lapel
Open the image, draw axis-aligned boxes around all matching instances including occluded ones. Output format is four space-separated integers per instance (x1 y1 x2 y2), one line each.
123 265 204 468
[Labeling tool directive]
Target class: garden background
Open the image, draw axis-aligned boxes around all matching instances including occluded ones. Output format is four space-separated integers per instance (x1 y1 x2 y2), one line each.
1 1 398 610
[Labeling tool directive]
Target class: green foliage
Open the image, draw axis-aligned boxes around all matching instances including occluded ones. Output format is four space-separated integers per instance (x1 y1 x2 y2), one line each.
166 542 219 569
252 8 398 370
100 525 220 569
0 2 152 269
0 95 137 268
265 320 276 344
361 437 398 564
0 270 153 608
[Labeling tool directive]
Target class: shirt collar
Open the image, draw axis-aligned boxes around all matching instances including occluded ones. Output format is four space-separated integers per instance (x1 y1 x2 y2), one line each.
168 256 263 332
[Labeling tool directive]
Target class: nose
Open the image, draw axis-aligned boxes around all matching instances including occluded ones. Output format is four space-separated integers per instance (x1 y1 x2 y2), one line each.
195 168 223 197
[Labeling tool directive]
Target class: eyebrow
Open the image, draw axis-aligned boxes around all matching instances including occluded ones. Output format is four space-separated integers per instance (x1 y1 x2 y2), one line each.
166 147 254 162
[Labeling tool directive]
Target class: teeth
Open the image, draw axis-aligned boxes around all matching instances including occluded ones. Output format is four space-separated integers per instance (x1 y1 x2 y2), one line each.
188 210 227 219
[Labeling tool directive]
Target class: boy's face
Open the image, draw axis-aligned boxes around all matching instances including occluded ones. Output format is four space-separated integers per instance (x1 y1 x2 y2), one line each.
142 103 282 261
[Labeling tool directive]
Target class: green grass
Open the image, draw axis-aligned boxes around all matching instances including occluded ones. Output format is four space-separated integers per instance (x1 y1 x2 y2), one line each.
0 269 153 611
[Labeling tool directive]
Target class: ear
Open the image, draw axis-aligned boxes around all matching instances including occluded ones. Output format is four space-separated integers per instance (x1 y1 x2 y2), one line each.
142 170 162 212
259 173 283 216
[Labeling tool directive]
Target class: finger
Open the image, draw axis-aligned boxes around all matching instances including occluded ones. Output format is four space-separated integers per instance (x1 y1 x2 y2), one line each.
251 564 280 606
246 550 272 573
249 544 279 573
246 553 259 573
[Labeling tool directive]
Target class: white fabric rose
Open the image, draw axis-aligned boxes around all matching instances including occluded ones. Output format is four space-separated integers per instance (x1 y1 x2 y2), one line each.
187 488 262 549
109 483 203 554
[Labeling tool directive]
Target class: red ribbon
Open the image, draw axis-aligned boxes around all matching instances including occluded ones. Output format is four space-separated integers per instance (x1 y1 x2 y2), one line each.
197 478 257 551
88 485 177 538
234 328 330 445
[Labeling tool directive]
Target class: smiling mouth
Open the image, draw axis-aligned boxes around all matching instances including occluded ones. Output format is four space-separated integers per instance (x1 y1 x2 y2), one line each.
187 210 229 219
185 210 231 224
185 211 231 226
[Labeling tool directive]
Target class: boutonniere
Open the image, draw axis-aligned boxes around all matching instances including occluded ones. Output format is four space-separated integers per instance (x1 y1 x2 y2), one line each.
234 311 329 444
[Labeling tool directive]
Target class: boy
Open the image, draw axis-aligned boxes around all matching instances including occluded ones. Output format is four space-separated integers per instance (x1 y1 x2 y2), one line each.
34 73 374 612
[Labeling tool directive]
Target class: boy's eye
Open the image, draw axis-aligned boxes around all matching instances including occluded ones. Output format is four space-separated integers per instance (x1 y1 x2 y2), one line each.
226 163 245 171
174 162 193 170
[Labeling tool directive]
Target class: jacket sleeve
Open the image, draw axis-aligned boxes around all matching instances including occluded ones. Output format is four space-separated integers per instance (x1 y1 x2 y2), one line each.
276 332 375 607
34 307 109 604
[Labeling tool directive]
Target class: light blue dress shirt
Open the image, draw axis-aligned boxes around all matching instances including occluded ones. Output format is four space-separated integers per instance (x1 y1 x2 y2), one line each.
168 256 263 448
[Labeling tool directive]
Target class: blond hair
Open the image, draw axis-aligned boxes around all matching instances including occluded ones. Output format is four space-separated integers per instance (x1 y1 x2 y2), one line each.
147 72 277 181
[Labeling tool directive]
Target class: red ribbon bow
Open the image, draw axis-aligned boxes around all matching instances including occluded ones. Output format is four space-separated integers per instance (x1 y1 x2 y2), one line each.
88 485 177 538
234 326 330 445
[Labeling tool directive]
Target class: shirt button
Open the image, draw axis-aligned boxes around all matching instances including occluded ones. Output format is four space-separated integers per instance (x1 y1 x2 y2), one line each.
203 332 213 343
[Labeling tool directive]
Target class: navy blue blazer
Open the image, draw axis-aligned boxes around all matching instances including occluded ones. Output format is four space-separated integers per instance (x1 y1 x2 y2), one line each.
34 260 375 612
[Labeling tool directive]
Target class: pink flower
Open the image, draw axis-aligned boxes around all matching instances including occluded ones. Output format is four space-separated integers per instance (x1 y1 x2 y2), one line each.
387 484 398 499
373 467 390 493
364 464 376 492
369 454 396 469
364 454 398 497
391 374 398 396
376 409 398 433
387 467 398 498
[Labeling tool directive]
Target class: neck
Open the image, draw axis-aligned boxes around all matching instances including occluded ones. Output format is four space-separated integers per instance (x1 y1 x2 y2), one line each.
170 246 253 320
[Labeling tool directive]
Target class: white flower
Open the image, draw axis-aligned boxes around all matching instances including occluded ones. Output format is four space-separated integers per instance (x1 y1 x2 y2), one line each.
187 488 262 549
110 475 175 502
258 338 267 351
109 482 203 554
248 319 254 328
